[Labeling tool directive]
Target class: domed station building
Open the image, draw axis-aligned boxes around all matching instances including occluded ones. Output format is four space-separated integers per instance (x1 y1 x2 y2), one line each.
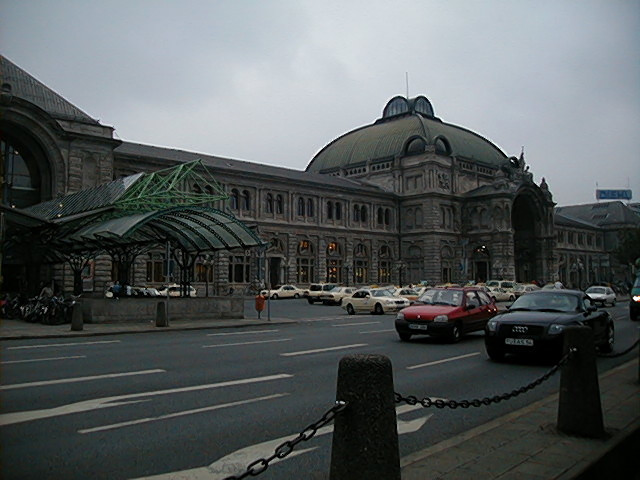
306 94 556 285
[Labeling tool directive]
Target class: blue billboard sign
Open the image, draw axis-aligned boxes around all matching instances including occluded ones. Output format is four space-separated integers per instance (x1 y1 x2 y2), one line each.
596 189 632 200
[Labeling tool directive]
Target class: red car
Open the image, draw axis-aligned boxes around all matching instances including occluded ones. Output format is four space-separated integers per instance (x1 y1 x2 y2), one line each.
395 287 498 342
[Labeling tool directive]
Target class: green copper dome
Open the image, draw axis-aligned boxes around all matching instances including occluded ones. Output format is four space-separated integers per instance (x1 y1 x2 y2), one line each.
306 95 508 173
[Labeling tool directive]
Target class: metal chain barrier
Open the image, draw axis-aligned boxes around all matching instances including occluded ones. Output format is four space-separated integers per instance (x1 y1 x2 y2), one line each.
223 400 348 480
395 349 575 409
597 338 640 358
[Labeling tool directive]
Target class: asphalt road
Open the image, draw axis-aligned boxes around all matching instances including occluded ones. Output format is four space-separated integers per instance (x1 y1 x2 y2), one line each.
1 300 637 480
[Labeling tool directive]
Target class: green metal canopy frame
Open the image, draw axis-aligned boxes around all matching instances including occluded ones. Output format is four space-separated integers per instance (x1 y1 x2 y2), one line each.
57 206 266 254
9 160 266 259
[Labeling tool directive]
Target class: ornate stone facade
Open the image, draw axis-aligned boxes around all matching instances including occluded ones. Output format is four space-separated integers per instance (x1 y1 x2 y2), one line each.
2 56 635 296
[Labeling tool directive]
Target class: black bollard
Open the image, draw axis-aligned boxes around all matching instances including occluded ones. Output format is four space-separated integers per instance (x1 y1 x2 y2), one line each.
70 301 83 331
557 326 605 438
155 301 168 327
329 354 400 480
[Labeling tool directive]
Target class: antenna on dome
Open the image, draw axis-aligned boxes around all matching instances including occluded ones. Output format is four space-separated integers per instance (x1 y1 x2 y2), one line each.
405 72 409 98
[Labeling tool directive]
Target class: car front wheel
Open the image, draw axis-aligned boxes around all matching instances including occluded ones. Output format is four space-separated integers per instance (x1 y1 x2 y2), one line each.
271 294 278 299
449 323 462 343
374 303 384 315
486 345 505 361
346 304 355 315
293 293 300 299
599 324 614 353
398 332 412 341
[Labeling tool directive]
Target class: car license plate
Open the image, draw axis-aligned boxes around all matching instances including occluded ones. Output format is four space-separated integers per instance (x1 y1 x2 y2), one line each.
505 338 534 346
409 323 429 330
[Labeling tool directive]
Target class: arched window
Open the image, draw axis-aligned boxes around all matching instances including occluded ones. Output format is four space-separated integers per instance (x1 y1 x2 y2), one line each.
415 207 423 227
297 240 315 283
378 245 392 284
335 202 342 220
360 205 367 223
354 243 367 257
327 241 341 256
297 197 305 216
230 188 239 210
266 193 273 214
268 237 285 253
353 204 360 222
298 239 314 255
327 201 333 220
384 208 391 226
434 136 451 155
377 207 384 225
241 190 250 211
307 199 314 217
276 194 284 214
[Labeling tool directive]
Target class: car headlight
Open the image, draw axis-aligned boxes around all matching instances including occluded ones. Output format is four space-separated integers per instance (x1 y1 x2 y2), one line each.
486 320 498 332
434 314 448 323
396 312 404 320
548 324 564 334
633 295 640 303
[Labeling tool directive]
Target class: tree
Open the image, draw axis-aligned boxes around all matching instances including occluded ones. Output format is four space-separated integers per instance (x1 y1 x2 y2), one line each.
614 227 640 266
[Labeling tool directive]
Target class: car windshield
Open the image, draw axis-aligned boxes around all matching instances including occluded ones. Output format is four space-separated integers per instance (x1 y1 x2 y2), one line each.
372 289 393 297
586 287 605 294
509 293 579 312
418 289 463 306
329 286 342 292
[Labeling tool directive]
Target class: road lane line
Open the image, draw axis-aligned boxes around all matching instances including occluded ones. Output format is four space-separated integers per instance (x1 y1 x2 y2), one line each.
359 329 395 334
206 330 279 336
7 340 120 350
2 355 86 364
137 404 431 479
0 369 166 390
0 373 293 426
78 393 289 434
202 339 291 348
280 344 368 357
406 352 481 370
332 321 381 327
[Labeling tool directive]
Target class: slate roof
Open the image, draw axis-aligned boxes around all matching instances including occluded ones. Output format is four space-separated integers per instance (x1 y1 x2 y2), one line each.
0 55 98 124
555 201 640 228
115 142 388 194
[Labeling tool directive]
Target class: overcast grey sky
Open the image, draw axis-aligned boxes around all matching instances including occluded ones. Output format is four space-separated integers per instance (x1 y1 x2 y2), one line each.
1 0 638 206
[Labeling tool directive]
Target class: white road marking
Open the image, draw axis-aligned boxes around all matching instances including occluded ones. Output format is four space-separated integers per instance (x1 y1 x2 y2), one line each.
280 344 368 357
2 355 86 364
206 330 279 336
332 321 381 327
202 338 291 348
135 404 431 480
0 369 166 390
406 352 481 370
359 329 395 334
7 340 120 350
0 373 293 426
79 393 289 434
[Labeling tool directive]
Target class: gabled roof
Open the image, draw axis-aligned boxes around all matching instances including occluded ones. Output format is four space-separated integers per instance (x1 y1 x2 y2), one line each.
0 55 98 124
555 201 640 228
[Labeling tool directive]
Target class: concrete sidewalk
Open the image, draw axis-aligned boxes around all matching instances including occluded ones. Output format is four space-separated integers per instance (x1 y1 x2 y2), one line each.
401 357 639 479
1 315 638 479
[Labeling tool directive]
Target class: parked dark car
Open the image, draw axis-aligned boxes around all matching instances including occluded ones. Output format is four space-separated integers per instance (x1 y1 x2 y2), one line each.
484 289 614 361
395 287 498 342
